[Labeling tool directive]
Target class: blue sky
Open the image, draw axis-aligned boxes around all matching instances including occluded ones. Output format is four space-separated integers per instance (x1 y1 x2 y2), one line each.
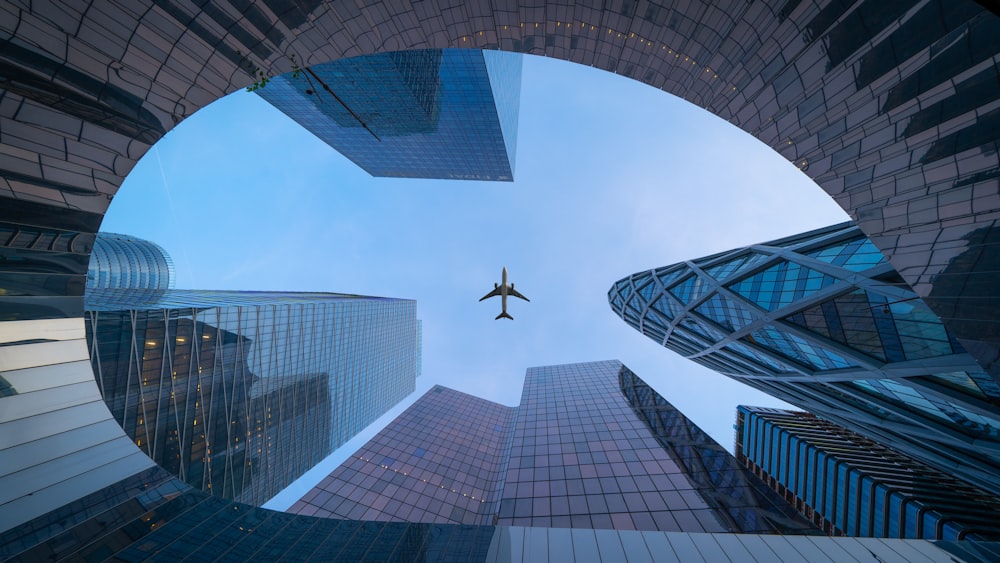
102 52 849 508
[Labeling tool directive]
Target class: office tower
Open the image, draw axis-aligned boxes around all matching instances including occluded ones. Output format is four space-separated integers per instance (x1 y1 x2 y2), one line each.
608 222 1000 499
256 49 521 181
4 0 1000 558
292 360 816 535
85 288 419 505
735 405 1000 541
87 232 174 290
290 386 516 524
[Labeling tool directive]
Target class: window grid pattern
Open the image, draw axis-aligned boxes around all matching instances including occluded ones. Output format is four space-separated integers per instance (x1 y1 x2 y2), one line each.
705 252 769 282
926 370 1000 402
85 289 418 506
694 293 755 331
745 326 855 370
725 342 795 374
258 49 521 181
5 0 1000 555
497 361 816 534
289 386 516 525
728 261 839 312
609 222 1000 498
736 406 1000 541
668 274 711 305
806 237 887 272
784 289 962 363
851 379 1000 439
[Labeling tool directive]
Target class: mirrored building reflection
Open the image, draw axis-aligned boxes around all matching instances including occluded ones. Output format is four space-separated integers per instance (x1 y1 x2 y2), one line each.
257 49 521 181
736 405 1000 541
608 222 1000 498
290 386 517 525
291 360 817 535
85 289 419 506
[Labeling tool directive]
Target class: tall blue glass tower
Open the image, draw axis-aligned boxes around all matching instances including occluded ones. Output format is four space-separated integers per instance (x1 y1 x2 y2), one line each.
84 289 419 506
609 222 1000 499
256 49 521 181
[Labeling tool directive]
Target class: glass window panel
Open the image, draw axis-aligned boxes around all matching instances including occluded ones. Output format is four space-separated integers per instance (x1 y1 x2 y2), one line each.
728 261 839 311
744 326 855 370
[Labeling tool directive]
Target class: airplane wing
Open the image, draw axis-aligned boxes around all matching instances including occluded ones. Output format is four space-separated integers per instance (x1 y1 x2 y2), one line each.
508 287 530 302
479 287 502 301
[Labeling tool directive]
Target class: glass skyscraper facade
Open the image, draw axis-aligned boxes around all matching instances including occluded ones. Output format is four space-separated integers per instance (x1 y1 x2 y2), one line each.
87 232 174 290
4 1 1000 559
736 406 1000 541
292 360 817 535
290 386 517 525
608 222 1000 499
257 49 521 181
84 289 419 506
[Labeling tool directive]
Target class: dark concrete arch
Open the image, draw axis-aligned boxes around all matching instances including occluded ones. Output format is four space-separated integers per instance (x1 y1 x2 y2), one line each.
1 0 999 555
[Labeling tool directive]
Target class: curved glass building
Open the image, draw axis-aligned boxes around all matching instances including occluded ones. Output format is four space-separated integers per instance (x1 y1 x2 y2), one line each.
87 232 175 290
609 222 1000 499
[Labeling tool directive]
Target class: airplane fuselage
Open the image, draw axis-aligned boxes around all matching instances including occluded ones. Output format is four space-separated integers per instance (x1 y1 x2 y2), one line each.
499 266 510 315
480 266 529 320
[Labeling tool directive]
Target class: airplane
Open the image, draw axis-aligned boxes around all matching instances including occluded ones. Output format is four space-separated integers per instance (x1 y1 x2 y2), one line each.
479 266 530 320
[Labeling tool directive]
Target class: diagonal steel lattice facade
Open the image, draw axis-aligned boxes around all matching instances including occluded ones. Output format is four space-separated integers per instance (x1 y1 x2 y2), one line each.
609 222 1000 499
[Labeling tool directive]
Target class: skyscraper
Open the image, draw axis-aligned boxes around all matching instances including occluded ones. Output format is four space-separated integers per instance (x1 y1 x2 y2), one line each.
257 49 521 181
735 405 1000 541
608 222 1000 498
4 0 1000 558
290 385 516 524
291 360 817 535
85 288 419 505
87 232 174 290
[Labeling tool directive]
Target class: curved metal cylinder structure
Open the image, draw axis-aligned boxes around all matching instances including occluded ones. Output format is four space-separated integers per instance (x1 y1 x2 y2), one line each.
1 0 999 558
88 232 174 290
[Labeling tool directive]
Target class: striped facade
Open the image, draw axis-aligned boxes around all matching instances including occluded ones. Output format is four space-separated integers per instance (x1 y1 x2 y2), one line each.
87 232 175 290
736 406 1000 541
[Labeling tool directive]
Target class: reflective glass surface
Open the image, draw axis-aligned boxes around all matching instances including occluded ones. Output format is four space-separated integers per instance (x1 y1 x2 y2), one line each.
610 222 1000 498
4 0 1000 557
291 361 816 535
728 261 838 312
495 361 815 533
87 232 174 290
258 49 521 181
85 289 419 505
289 386 515 525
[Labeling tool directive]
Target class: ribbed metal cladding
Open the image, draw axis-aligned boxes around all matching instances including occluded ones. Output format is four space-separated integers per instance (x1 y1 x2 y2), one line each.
734 405 1000 541
609 222 1000 499
87 232 175 290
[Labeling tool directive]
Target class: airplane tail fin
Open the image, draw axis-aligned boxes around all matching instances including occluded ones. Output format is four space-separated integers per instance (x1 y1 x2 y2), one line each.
495 311 514 321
